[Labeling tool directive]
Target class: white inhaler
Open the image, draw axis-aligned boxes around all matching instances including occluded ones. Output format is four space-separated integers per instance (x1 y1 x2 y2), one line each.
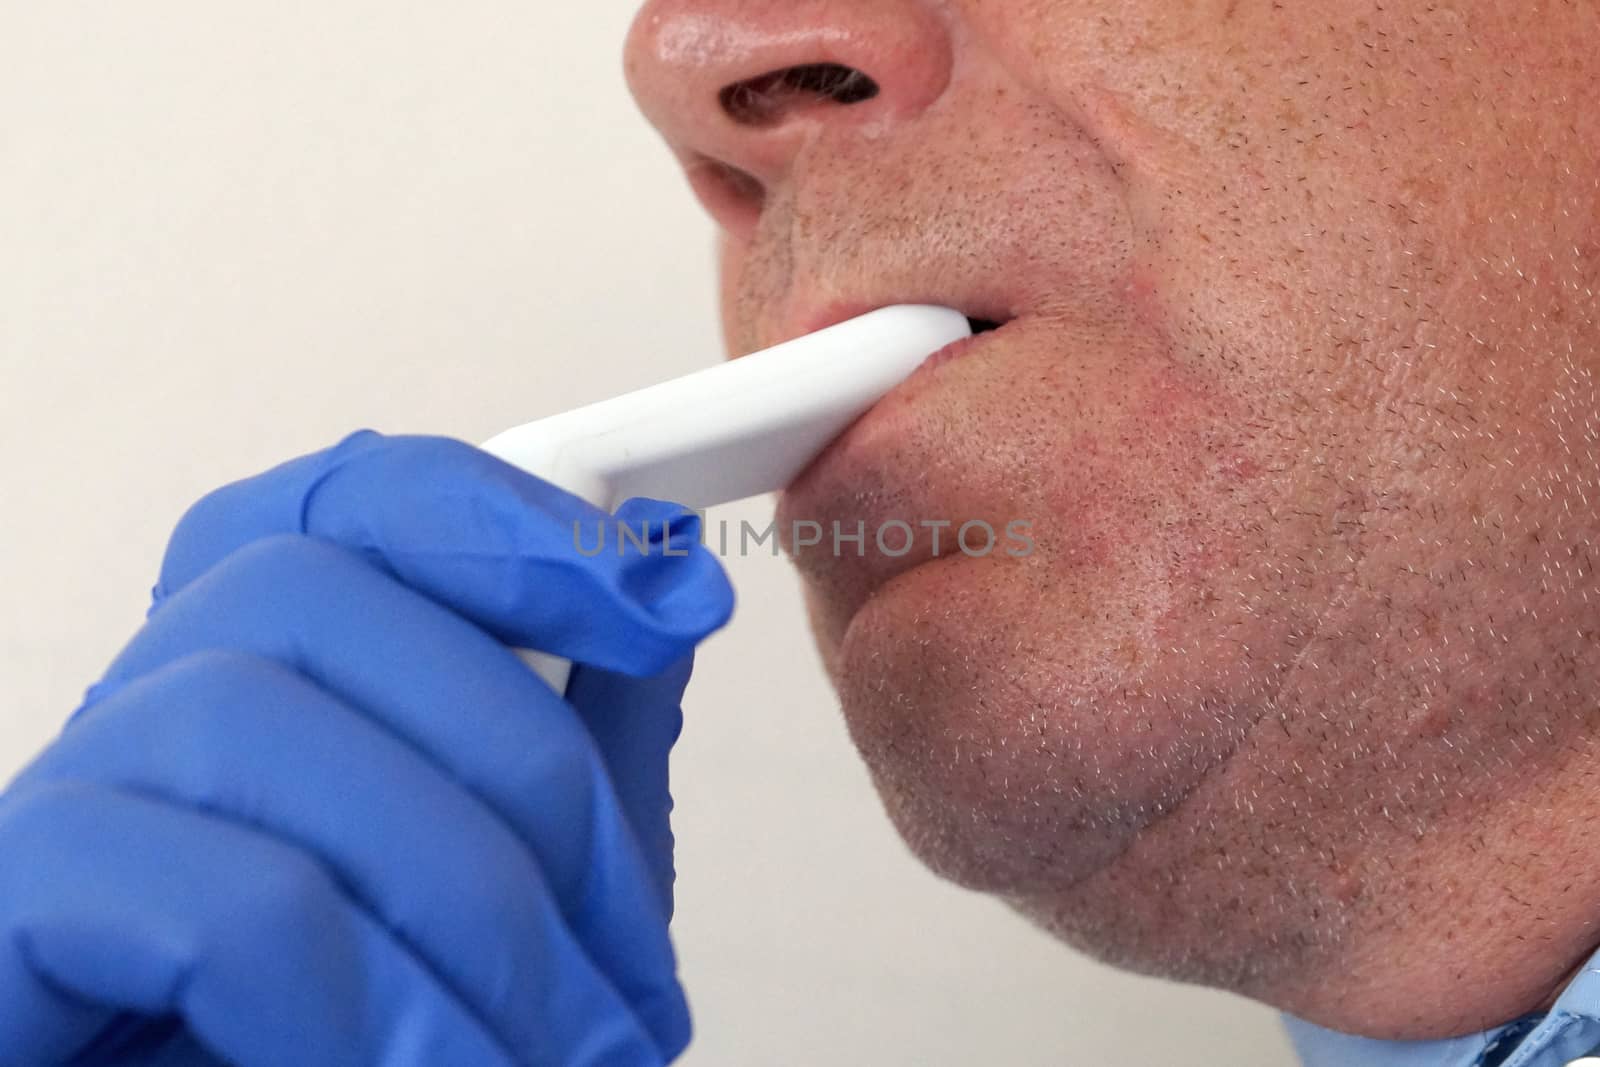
481 304 971 693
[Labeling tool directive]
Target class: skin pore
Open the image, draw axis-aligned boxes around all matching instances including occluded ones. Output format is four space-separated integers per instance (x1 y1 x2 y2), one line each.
626 0 1600 1039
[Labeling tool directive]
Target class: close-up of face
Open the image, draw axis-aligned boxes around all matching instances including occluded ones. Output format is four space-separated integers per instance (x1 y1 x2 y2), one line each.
627 0 1600 1038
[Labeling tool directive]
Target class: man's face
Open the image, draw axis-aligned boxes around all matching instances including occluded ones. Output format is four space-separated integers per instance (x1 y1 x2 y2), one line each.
627 0 1600 1034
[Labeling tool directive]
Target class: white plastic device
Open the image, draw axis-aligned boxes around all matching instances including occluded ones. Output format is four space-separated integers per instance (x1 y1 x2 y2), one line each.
481 304 971 694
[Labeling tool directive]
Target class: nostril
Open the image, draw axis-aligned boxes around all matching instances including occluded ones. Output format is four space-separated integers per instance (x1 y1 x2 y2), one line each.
719 63 881 128
683 155 766 236
787 64 880 105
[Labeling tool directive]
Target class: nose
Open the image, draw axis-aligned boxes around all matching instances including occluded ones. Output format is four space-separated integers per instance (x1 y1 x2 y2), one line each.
625 0 955 236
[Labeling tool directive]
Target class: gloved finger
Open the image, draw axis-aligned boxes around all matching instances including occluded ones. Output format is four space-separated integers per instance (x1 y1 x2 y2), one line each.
87 534 690 1057
153 431 733 676
23 651 668 1064
0 782 522 1067
566 654 694 919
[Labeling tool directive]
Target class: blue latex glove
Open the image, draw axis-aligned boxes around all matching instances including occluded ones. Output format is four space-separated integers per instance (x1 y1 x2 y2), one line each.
0 431 734 1067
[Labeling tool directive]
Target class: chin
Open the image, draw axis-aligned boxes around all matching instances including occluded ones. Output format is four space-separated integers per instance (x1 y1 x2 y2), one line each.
815 542 1272 898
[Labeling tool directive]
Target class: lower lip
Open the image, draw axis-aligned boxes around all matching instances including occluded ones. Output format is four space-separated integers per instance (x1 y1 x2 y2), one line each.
779 329 1005 603
794 324 1006 481
919 330 991 373
899 322 1011 389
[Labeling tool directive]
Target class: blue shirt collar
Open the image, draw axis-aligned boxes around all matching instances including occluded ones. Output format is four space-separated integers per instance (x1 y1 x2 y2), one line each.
1287 954 1600 1067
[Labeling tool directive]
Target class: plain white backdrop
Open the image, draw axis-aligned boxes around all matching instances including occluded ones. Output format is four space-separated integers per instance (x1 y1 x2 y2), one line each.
0 4 1294 1063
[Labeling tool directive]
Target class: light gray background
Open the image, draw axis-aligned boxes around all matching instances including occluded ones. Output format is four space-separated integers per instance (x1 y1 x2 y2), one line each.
1 4 1294 1063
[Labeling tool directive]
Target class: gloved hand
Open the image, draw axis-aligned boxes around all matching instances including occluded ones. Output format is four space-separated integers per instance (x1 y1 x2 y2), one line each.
0 430 734 1067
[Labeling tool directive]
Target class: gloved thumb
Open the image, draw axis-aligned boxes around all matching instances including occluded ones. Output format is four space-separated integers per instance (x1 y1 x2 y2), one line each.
563 497 724 921
565 653 696 923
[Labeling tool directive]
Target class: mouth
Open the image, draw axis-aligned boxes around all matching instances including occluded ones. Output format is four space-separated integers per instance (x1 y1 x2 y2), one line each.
773 305 1023 623
769 295 1022 510
779 305 1018 496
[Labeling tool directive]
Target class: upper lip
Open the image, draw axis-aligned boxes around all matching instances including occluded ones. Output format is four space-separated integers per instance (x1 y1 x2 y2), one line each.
729 192 1044 355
